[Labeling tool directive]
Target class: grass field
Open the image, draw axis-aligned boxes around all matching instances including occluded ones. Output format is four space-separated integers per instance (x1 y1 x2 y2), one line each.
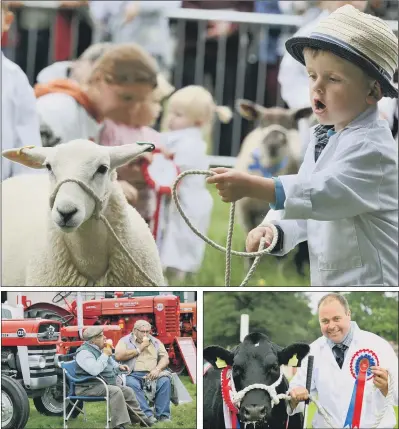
306 402 399 428
172 186 310 287
26 376 196 429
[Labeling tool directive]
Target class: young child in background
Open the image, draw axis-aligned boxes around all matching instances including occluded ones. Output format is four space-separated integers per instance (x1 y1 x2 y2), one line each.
160 85 232 283
207 6 398 287
100 73 175 221
1 0 42 181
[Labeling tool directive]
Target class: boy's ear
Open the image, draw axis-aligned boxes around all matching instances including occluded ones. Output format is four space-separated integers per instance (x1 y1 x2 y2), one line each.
366 81 382 104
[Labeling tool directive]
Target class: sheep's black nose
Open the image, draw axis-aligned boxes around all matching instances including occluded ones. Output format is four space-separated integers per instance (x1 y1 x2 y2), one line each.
242 404 267 422
57 208 78 224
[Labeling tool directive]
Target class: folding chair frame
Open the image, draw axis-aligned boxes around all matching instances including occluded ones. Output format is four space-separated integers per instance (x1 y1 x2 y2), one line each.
60 360 111 429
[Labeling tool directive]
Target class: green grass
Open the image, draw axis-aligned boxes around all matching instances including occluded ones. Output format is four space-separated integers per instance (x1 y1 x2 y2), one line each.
26 376 196 428
171 186 310 287
306 403 398 428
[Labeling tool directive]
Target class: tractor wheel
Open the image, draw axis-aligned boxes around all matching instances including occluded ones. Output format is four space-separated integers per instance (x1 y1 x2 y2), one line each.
1 375 30 429
33 377 82 418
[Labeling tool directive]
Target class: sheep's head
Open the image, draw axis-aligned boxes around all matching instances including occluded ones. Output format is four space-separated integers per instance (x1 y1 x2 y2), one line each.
236 99 313 163
2 139 154 232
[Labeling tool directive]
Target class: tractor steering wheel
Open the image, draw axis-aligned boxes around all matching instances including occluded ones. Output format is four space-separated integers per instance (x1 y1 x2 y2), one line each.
52 292 73 304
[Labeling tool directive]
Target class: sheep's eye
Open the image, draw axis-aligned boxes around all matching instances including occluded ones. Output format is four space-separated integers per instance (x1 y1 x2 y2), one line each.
45 163 52 172
96 165 108 175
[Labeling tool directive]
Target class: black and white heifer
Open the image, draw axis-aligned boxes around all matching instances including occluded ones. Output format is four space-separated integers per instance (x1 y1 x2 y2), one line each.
204 332 310 429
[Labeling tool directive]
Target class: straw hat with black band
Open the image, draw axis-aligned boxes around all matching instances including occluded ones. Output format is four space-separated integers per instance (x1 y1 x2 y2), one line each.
285 5 398 98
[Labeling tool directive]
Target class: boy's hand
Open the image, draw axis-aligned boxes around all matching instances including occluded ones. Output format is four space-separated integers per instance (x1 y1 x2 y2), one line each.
206 167 253 202
246 226 275 252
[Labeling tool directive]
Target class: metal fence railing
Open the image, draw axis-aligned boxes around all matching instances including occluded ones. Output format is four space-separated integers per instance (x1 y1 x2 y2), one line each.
3 3 397 159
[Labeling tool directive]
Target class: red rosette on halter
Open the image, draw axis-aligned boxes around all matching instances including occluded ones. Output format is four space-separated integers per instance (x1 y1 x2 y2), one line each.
141 148 180 241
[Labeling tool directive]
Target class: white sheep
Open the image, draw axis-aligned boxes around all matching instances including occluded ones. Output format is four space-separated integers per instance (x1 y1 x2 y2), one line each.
2 140 165 286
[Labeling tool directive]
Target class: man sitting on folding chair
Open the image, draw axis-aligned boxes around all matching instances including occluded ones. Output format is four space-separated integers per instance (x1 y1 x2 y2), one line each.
115 320 173 424
75 326 155 429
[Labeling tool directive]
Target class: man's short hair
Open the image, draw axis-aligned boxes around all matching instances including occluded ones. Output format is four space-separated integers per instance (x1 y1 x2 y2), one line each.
318 293 350 314
90 43 158 88
133 320 151 331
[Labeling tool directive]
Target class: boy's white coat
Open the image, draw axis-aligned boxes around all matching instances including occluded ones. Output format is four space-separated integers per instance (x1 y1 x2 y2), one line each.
263 106 398 286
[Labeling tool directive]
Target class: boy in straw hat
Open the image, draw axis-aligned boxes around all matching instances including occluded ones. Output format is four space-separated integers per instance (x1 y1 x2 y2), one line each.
207 5 398 286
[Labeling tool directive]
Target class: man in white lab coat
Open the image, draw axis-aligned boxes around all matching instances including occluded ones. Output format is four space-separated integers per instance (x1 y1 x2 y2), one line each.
288 293 398 428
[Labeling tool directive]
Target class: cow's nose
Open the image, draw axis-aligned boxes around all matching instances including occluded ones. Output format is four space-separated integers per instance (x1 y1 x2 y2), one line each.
242 404 267 421
57 208 78 224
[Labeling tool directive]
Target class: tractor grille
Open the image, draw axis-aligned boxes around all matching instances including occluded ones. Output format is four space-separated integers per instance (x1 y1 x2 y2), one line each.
37 322 60 342
27 345 57 378
165 306 179 333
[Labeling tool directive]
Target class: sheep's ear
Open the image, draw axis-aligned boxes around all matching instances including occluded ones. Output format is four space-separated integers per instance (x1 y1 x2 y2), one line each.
2 146 50 169
236 99 264 121
108 142 155 170
292 107 313 122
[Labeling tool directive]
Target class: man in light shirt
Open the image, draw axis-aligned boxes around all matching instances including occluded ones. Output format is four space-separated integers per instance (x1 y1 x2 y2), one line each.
115 320 171 424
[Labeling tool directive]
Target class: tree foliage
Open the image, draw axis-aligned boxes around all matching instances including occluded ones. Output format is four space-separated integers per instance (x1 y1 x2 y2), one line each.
204 292 399 349
204 292 314 348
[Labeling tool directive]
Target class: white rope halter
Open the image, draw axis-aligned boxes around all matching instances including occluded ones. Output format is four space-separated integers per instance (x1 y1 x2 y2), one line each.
227 368 287 409
49 178 160 286
225 366 394 429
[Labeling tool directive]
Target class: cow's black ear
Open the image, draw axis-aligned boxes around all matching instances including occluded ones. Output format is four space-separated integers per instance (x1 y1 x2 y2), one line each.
277 343 310 367
204 345 234 367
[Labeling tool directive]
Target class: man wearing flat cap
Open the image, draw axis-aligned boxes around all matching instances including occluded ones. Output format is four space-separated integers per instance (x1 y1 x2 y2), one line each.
115 320 172 424
75 326 154 429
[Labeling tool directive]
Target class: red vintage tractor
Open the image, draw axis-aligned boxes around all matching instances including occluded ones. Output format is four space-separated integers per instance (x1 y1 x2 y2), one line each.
1 308 61 429
23 292 192 375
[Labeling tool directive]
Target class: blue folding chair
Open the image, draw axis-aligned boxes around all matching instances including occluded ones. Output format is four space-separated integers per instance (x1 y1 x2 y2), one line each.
60 359 111 429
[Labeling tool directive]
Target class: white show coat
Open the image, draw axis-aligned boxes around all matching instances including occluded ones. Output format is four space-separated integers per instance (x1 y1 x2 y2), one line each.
262 106 398 286
288 323 398 428
159 127 213 273
1 53 42 180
